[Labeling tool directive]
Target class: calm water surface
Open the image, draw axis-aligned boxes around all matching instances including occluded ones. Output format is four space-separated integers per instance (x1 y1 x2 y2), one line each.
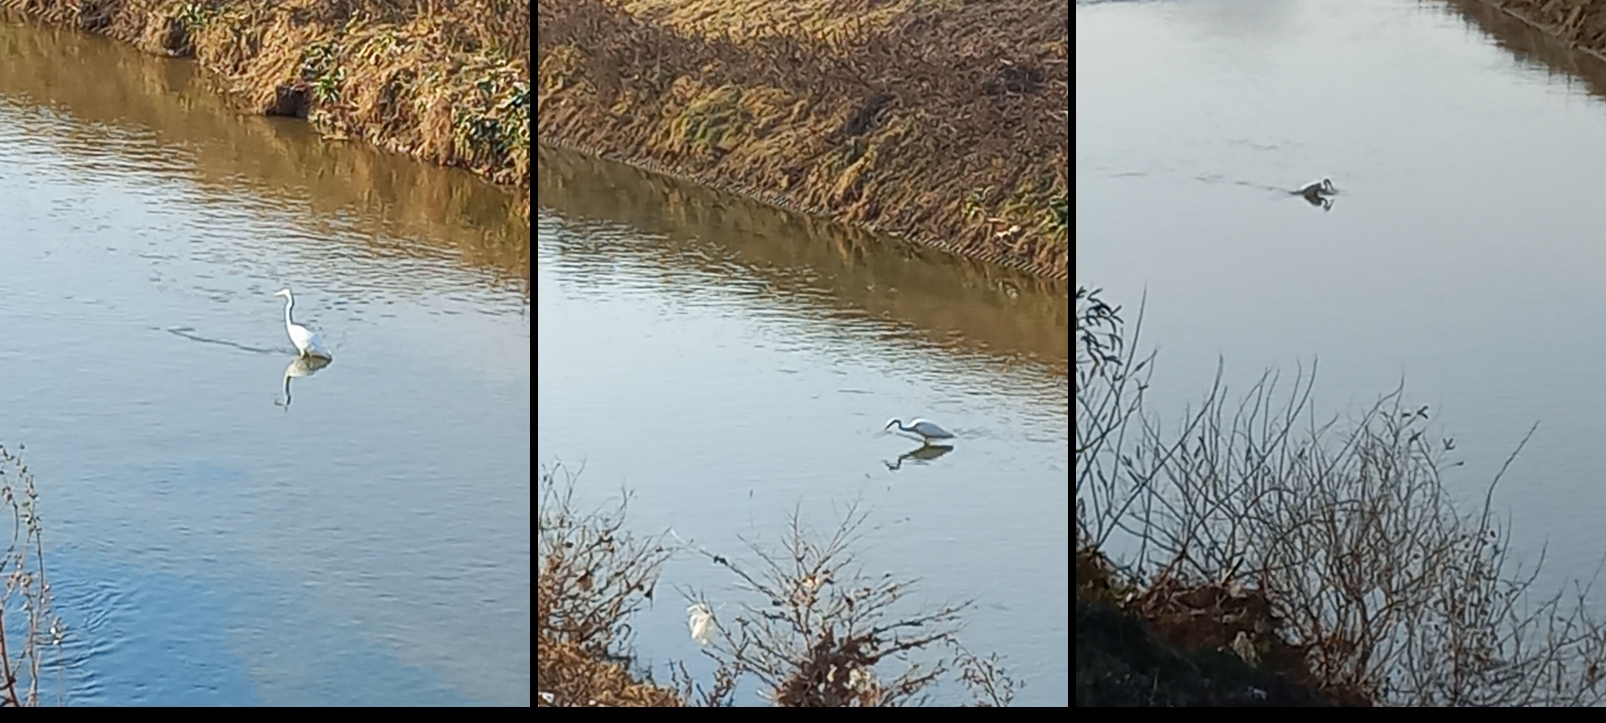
0 15 529 705
1077 0 1606 607
537 144 1070 705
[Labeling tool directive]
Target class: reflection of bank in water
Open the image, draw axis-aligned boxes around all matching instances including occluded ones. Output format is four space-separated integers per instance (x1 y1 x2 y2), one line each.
275 354 332 410
884 443 954 471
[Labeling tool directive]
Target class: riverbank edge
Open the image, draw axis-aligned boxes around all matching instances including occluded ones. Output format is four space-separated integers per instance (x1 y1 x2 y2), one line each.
2 0 530 218
1475 0 1606 64
1076 600 1342 706
537 1 1068 281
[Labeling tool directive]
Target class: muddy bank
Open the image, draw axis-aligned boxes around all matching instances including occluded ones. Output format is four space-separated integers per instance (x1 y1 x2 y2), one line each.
3 0 529 217
1076 602 1341 707
1477 0 1606 62
537 0 1068 280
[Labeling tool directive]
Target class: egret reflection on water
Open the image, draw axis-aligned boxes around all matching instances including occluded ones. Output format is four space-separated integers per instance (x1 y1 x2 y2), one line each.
275 354 332 410
274 287 333 359
884 443 954 471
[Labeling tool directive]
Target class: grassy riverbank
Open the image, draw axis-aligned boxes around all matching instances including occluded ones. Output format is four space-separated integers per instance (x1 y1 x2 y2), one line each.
537 0 1068 280
3 0 529 217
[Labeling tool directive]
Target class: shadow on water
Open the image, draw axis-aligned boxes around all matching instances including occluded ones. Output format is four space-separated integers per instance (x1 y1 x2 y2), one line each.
162 326 283 355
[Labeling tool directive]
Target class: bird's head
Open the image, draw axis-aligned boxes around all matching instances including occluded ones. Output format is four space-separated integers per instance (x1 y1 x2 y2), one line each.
275 288 292 298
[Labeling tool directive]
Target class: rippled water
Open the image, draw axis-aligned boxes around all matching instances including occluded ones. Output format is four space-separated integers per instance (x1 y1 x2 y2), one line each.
537 144 1070 705
1 16 529 705
1078 0 1606 608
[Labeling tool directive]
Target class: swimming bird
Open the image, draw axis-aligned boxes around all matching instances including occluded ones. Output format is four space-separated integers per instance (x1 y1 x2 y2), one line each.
883 418 955 444
274 288 332 359
1296 178 1336 199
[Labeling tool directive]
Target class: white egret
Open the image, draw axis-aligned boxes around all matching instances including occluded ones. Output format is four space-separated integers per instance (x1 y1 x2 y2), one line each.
274 288 332 359
687 603 715 646
884 418 954 444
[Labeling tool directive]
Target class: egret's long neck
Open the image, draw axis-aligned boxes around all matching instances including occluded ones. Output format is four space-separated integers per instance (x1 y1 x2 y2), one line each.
283 295 295 326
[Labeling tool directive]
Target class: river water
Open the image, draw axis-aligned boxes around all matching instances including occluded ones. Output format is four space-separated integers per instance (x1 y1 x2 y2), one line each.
537 140 1070 705
1078 0 1606 615
0 14 529 705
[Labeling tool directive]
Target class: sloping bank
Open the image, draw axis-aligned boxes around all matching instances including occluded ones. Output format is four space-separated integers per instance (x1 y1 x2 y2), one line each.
1478 0 1606 62
537 0 1068 280
3 0 530 217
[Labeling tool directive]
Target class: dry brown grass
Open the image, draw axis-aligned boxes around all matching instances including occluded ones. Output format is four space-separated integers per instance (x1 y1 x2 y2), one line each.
536 0 1067 279
5 0 530 216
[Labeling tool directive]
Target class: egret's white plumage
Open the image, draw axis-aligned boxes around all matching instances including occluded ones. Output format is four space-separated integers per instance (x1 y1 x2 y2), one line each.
883 418 954 444
687 603 715 646
274 288 332 359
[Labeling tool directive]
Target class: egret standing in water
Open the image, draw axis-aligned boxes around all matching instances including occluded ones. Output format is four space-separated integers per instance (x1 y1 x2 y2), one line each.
274 288 332 359
884 418 954 445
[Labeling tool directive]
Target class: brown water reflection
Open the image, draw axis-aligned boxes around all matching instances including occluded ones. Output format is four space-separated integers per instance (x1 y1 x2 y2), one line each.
1447 0 1606 95
0 10 528 288
537 143 1068 372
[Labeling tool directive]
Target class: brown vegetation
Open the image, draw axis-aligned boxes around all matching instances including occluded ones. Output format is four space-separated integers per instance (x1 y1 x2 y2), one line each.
537 464 1018 706
1075 287 1606 706
4 0 530 217
537 0 1068 280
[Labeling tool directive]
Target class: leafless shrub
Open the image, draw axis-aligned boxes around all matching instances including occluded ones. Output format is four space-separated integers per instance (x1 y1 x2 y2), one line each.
1075 286 1606 706
537 462 681 706
674 502 1017 706
0 444 63 707
537 464 1016 706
